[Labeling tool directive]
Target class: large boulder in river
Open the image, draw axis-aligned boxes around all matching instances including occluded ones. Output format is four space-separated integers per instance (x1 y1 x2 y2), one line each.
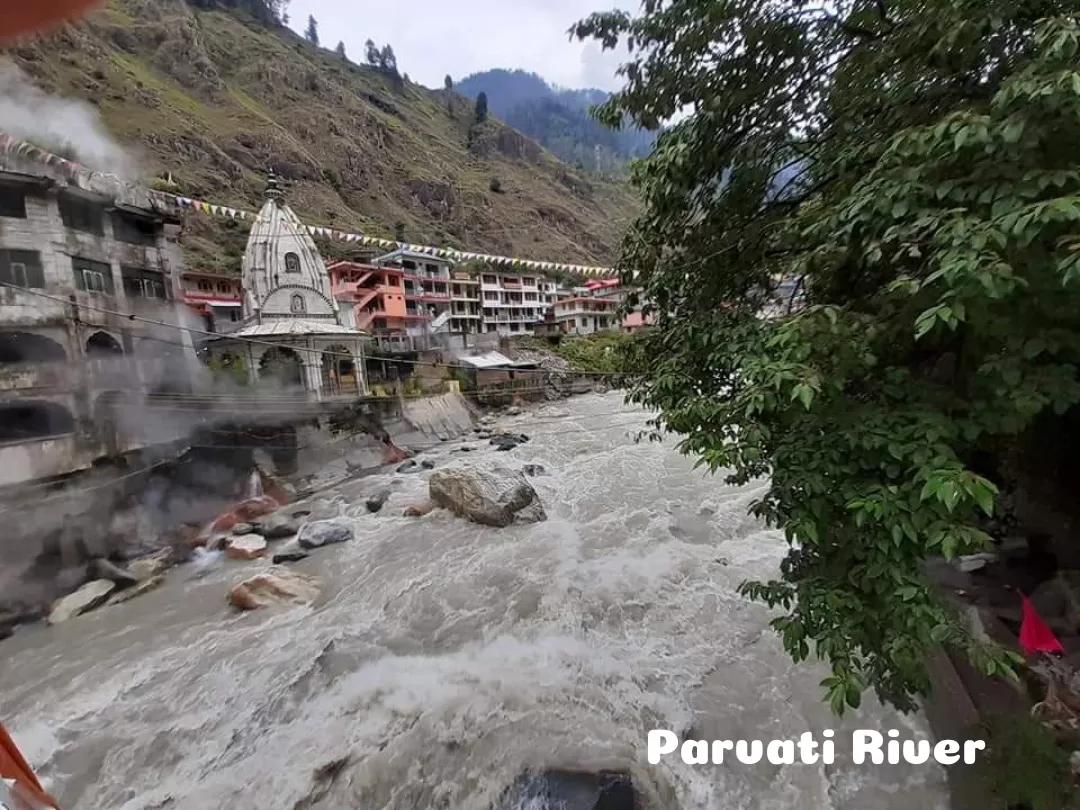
297 519 354 549
428 462 547 527
48 579 116 624
225 533 268 560
253 511 301 539
497 770 636 810
228 568 320 610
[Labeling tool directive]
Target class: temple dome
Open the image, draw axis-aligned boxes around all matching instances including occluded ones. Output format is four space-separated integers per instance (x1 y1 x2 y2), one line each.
240 174 338 323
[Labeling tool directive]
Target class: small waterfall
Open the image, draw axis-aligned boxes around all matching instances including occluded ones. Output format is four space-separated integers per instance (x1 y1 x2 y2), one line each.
245 469 264 500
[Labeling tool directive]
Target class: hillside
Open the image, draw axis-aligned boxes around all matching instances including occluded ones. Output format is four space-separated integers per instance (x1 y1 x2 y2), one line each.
455 69 655 172
4 0 640 274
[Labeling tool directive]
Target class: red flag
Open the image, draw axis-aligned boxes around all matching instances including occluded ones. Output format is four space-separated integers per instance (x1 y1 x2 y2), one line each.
1019 593 1065 656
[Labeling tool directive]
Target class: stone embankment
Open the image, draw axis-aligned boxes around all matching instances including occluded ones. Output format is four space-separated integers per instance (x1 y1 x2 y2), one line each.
1 394 556 634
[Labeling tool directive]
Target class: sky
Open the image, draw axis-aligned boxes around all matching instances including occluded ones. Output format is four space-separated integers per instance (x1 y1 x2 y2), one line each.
284 0 633 91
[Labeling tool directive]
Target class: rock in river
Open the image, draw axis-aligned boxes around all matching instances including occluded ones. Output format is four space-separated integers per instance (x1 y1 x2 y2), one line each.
297 519 354 550
254 511 301 539
228 568 320 611
403 502 436 517
87 557 138 589
365 489 391 513
428 462 547 527
48 579 116 624
226 533 268 560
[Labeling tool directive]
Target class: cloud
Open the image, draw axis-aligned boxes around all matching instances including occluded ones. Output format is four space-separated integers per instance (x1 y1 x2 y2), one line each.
287 0 631 91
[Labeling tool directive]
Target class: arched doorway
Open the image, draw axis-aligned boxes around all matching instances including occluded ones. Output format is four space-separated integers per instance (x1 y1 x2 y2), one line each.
258 346 303 389
86 330 123 357
321 344 356 395
0 400 76 443
0 332 66 363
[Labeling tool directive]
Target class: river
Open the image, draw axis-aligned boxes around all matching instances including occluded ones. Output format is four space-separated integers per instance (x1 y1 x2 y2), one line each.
0 392 949 810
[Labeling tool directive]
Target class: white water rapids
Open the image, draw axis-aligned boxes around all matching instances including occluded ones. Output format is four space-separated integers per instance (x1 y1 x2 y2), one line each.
0 393 949 810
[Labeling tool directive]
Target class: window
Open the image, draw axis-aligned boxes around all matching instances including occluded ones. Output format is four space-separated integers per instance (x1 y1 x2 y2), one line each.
59 194 104 235
217 282 231 294
284 252 301 273
0 250 44 289
482 275 497 285
121 266 169 300
0 186 27 219
483 291 499 301
290 293 306 313
196 280 213 292
229 309 241 322
111 213 157 246
72 257 115 294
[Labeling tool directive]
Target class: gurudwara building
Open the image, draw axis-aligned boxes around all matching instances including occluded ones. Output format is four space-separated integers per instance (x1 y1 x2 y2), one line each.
205 175 367 398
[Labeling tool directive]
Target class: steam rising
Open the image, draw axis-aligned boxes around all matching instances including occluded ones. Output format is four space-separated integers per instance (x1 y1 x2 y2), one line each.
0 60 137 178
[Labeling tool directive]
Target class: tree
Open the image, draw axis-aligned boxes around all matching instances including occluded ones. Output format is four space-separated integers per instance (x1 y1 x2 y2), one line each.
335 40 346 60
474 91 488 124
379 44 398 75
304 14 318 45
365 38 379 66
394 222 406 243
575 2 1080 713
444 75 453 92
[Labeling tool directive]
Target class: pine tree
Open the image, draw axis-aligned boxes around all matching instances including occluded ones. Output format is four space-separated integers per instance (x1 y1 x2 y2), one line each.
365 39 379 66
304 14 318 46
444 75 453 92
335 40 346 60
474 91 488 124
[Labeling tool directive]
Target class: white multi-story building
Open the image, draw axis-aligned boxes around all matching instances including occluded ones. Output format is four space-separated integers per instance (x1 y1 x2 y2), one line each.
478 271 561 336
0 159 202 486
449 270 481 334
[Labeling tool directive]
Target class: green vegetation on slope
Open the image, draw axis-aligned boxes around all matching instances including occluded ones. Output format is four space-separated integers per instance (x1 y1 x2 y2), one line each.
581 0 1080 713
7 0 639 273
525 330 647 374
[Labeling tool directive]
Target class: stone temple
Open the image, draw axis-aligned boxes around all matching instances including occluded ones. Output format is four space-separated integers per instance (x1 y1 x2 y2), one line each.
205 174 367 398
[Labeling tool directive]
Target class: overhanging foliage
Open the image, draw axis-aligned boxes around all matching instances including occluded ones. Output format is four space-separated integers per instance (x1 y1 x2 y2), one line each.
576 0 1080 711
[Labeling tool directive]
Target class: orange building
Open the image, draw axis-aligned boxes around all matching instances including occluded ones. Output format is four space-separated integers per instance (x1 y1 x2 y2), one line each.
328 260 421 334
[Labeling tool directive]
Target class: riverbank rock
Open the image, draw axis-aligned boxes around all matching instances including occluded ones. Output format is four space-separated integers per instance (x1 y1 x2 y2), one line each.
232 523 255 535
226 533 268 560
297 519 354 549
228 568 320 610
87 557 138 589
429 462 547 527
397 460 420 473
497 770 636 810
48 579 116 624
490 433 530 451
253 511 301 539
403 502 436 517
523 464 546 477
106 575 165 606
272 551 309 564
365 489 391 513
128 552 170 581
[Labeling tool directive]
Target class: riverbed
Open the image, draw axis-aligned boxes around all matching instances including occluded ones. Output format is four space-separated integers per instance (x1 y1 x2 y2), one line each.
0 392 949 810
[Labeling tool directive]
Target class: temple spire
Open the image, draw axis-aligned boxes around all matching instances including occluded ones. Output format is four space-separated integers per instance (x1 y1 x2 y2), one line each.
264 170 283 202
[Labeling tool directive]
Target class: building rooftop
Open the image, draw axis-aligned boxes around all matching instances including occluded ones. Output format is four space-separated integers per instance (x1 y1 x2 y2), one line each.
227 319 364 338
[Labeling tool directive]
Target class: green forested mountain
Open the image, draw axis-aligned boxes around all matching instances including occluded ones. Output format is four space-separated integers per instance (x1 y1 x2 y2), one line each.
454 69 655 173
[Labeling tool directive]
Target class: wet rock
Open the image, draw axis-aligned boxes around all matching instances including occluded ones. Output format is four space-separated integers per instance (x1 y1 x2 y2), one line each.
452 444 477 453
87 557 138 589
232 522 255 535
429 462 547 527
254 512 301 539
48 579 116 624
490 433 530 452
504 405 522 416
523 464 546 477
397 460 419 473
421 459 435 470
226 533 268 560
127 552 170 581
297 519 354 550
1031 573 1080 630
365 489 391 513
497 770 636 810
403 502 436 517
228 568 320 611
272 551 309 564
106 575 165 606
